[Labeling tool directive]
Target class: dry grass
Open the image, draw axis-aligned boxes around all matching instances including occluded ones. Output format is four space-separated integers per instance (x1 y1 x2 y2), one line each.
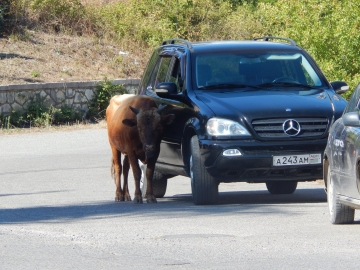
0 30 150 85
79 0 124 5
0 119 107 135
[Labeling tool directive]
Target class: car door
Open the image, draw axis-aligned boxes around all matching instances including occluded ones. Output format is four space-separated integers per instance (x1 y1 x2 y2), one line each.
338 85 360 198
331 120 346 174
341 123 360 199
142 48 193 175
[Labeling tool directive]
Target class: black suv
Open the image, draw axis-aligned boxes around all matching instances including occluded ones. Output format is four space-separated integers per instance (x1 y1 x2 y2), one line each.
137 37 349 205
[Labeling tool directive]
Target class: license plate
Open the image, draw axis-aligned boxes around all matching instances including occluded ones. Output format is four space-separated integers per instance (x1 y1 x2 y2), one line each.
273 153 321 166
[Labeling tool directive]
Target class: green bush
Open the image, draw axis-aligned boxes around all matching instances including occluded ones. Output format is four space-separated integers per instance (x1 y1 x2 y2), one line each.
254 0 360 98
0 4 4 23
25 0 87 33
0 0 10 35
6 0 360 98
93 0 245 45
0 94 84 129
0 78 129 130
0 110 24 129
86 78 128 120
53 105 83 124
0 94 53 128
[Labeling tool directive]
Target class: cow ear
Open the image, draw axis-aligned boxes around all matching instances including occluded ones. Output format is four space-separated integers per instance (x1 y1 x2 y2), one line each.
129 106 140 115
162 114 175 125
122 118 137 127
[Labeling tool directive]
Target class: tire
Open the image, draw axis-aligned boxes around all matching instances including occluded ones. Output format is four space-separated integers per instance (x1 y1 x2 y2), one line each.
190 135 218 205
266 181 297 194
152 171 168 198
327 165 355 224
140 162 167 198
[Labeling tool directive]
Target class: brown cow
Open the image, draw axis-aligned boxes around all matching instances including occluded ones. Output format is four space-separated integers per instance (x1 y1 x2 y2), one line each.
106 94 175 203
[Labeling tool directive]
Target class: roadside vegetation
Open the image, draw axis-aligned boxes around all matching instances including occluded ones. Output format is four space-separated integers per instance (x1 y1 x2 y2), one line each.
0 78 127 129
1 0 360 130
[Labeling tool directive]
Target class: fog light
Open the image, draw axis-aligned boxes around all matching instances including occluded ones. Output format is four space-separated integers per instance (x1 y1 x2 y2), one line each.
223 149 242 156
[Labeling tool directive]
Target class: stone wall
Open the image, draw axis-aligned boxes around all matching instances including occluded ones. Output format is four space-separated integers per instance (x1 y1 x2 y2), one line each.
0 79 140 116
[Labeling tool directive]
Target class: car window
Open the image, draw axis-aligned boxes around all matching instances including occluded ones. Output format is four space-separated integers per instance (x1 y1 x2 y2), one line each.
148 56 172 88
168 57 183 93
343 83 360 113
194 52 324 88
146 55 183 97
144 56 171 97
138 50 159 94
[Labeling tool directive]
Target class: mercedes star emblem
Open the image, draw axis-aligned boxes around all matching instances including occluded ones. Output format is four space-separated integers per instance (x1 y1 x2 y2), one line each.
283 119 301 136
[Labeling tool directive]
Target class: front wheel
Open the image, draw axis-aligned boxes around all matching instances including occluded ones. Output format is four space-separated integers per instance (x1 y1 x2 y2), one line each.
327 164 354 224
266 181 297 194
190 135 218 205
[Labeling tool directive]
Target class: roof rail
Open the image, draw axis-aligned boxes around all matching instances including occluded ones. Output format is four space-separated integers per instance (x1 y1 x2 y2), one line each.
162 38 193 50
253 36 297 46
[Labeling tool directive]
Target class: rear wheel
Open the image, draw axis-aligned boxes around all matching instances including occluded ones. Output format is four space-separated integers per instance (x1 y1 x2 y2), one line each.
266 181 297 194
152 171 168 198
327 164 355 224
190 135 218 205
140 162 168 198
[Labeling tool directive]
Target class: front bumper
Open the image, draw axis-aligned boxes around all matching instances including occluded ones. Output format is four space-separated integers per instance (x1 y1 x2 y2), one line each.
199 138 327 183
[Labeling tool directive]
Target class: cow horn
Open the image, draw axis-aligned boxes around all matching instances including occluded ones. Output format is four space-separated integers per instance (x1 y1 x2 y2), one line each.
129 106 140 115
157 105 167 114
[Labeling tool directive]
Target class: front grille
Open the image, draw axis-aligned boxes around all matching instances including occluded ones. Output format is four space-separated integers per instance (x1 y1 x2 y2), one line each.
252 117 329 138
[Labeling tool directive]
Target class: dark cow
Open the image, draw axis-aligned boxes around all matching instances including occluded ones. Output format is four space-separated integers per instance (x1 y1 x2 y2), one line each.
106 94 175 203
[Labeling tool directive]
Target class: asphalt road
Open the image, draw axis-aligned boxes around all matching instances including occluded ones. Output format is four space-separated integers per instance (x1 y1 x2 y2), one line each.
1 128 360 270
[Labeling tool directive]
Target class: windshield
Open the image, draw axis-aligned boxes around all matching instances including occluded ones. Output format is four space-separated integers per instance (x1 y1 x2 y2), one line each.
194 52 325 89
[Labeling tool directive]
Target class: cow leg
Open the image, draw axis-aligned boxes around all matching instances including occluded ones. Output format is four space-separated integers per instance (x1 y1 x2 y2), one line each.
122 155 132 201
145 159 157 203
111 147 124 201
129 155 143 203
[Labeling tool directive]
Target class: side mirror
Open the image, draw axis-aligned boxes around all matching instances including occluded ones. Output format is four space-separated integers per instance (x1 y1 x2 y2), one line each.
342 112 360 127
330 81 349 94
155 82 178 98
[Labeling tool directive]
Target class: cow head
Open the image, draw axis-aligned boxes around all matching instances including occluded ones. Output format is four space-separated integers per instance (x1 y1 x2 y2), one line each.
122 105 175 158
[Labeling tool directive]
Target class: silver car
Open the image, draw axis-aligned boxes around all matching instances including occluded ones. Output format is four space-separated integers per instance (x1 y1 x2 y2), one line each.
324 83 360 224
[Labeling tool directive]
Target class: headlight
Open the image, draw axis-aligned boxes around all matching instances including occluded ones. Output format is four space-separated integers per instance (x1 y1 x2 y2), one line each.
206 118 250 136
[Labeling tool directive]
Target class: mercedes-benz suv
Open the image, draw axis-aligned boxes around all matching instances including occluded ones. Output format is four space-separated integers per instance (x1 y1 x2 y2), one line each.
137 36 349 205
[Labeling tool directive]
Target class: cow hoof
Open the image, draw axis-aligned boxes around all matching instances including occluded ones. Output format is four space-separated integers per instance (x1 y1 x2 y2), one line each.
133 197 143 204
146 197 157 203
115 196 125 202
125 195 132 201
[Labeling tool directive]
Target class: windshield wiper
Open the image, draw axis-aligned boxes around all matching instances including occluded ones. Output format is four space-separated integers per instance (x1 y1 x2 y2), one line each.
198 83 261 90
257 82 315 89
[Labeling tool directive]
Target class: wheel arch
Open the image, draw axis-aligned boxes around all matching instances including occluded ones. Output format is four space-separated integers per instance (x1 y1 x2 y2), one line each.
181 118 201 176
323 154 329 191
356 158 360 194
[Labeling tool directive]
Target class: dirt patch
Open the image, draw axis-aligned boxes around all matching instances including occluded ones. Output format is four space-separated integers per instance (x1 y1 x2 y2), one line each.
0 120 107 136
0 31 149 86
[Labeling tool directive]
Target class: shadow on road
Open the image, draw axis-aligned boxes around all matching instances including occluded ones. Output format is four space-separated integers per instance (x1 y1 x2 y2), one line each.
0 188 328 224
168 187 327 205
218 187 326 205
